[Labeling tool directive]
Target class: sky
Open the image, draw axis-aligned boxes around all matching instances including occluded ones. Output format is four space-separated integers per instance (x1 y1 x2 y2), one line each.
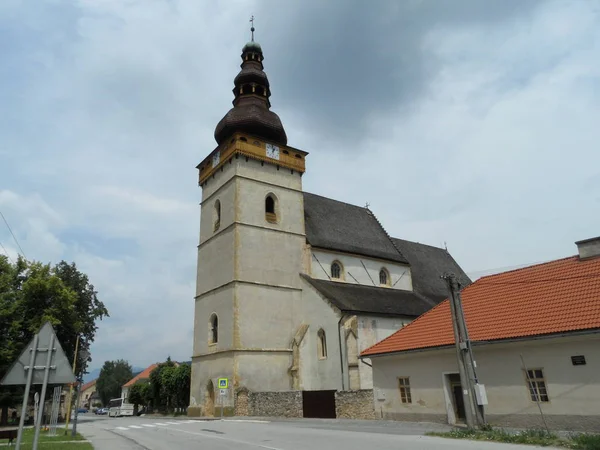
1 0 599 371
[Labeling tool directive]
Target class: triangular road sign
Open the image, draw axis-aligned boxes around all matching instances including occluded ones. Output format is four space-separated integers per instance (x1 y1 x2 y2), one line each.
1 322 77 386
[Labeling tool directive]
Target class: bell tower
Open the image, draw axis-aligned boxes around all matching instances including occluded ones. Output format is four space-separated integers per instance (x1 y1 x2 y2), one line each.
189 24 308 416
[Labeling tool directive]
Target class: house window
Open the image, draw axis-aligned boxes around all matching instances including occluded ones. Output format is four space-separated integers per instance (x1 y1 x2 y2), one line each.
317 329 327 359
331 261 342 279
209 314 218 344
213 200 221 232
525 368 549 402
265 194 277 223
379 268 390 286
398 377 412 404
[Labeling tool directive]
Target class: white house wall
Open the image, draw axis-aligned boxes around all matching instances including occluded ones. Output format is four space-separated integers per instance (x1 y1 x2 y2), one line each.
357 316 412 389
370 334 600 430
310 249 412 291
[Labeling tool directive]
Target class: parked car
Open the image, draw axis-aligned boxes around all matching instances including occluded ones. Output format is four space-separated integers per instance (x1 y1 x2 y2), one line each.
77 408 88 414
95 408 108 415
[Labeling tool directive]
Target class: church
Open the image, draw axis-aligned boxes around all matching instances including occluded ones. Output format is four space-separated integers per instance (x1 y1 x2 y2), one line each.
188 31 470 418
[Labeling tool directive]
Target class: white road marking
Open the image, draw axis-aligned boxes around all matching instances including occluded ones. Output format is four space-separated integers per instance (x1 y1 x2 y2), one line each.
115 426 129 430
128 425 143 429
154 423 168 426
166 421 180 425
167 427 283 450
142 424 156 427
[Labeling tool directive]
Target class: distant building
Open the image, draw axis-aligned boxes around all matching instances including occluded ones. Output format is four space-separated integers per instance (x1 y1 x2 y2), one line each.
121 364 158 402
80 379 99 408
362 237 600 431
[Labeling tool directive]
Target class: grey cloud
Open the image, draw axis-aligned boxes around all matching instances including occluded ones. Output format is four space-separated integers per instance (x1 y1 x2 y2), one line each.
250 0 546 147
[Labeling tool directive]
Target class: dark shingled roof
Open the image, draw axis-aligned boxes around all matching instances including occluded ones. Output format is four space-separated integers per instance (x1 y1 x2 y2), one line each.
301 274 435 317
391 238 472 304
303 193 408 264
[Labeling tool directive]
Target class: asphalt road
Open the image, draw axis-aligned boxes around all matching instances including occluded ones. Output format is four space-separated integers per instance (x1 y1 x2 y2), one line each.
76 414 559 450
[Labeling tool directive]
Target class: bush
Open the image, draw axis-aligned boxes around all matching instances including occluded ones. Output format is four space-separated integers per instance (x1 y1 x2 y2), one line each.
570 433 600 450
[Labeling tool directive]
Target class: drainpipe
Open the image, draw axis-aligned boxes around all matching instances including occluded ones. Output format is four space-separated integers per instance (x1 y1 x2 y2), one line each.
337 314 348 391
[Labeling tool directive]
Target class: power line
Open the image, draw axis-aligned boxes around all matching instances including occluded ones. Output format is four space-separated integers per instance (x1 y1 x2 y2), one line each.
0 240 14 263
0 210 26 259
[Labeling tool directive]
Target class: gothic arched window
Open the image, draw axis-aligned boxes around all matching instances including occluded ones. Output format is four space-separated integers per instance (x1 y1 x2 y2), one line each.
331 261 342 280
317 329 327 359
379 268 390 286
209 314 218 344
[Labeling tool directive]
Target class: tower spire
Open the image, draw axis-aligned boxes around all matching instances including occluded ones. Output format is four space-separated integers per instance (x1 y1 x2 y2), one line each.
213 26 288 146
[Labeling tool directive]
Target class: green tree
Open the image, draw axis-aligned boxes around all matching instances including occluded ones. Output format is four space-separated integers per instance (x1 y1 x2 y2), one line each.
0 256 107 425
95 360 133 406
149 357 175 413
128 382 151 413
174 364 191 410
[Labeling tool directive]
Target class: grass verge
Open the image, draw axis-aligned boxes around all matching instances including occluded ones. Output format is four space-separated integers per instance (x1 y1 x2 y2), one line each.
2 428 92 450
427 427 600 449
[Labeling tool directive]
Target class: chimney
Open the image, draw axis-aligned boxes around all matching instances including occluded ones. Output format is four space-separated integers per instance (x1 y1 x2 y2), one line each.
575 236 600 260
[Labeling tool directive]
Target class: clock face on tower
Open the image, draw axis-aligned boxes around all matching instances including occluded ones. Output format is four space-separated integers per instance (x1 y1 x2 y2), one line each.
212 151 220 168
265 143 280 160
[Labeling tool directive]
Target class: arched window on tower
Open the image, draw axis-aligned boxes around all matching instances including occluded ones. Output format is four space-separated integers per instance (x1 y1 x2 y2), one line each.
209 314 218 344
379 268 390 286
317 329 327 360
213 200 221 232
331 261 343 280
265 194 277 223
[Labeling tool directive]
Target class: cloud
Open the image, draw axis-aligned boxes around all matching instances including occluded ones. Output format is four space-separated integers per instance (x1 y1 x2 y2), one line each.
1 0 598 370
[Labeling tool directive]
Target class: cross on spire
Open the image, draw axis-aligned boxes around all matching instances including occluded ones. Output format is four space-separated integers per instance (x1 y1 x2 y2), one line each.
250 15 255 41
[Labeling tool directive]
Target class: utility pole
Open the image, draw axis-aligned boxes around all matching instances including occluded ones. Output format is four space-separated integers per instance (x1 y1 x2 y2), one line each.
444 273 485 428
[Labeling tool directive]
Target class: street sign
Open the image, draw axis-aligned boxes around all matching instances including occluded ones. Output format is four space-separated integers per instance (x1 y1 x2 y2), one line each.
218 378 228 389
0 322 77 450
220 389 227 396
0 322 76 386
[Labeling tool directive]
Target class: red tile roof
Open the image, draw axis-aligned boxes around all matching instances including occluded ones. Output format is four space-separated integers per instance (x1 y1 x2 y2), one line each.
122 364 158 388
80 379 96 392
362 255 600 357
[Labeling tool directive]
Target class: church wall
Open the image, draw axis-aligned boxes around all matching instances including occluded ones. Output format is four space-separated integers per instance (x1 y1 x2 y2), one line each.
193 287 234 355
235 352 294 392
199 167 237 245
200 155 237 201
236 225 305 289
189 353 235 417
298 278 346 391
235 156 303 191
195 228 235 297
236 283 301 349
236 176 305 236
311 249 413 291
356 315 412 389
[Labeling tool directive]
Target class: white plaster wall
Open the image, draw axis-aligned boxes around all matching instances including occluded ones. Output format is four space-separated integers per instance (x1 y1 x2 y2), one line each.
236 283 301 349
236 226 305 289
235 352 295 392
195 228 235 297
357 316 412 389
371 334 600 420
193 287 234 355
235 156 303 191
190 353 235 409
311 249 412 291
199 172 236 245
298 277 345 391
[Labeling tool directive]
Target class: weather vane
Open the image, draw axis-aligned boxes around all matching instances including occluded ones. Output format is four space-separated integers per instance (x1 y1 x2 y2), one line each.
250 15 255 41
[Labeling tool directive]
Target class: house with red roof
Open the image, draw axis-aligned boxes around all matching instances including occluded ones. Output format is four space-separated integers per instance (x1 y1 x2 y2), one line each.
121 363 159 402
361 237 600 431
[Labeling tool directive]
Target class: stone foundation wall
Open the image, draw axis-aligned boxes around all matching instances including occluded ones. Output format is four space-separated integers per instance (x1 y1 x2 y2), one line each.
335 390 375 420
248 391 303 418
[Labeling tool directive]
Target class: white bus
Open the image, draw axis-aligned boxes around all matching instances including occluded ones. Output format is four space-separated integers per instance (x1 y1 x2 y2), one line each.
108 398 134 417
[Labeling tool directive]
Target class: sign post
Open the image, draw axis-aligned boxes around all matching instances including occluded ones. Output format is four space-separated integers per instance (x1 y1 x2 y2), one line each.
0 322 76 450
217 378 228 420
